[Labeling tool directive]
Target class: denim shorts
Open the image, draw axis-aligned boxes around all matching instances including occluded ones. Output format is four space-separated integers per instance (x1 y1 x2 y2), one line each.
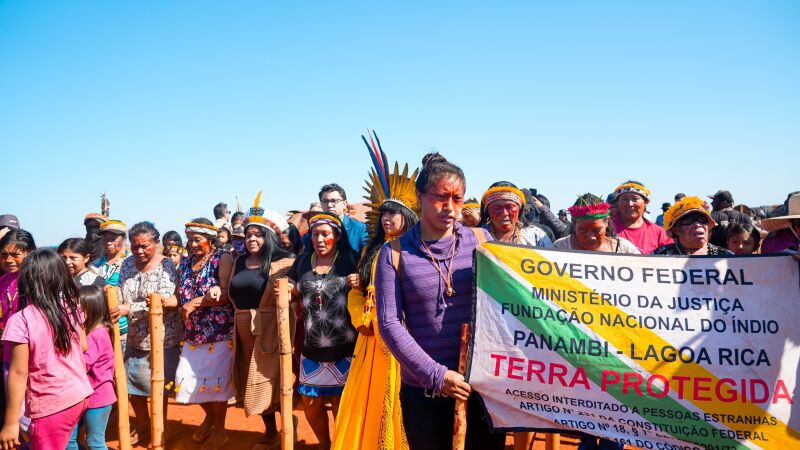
124 345 180 396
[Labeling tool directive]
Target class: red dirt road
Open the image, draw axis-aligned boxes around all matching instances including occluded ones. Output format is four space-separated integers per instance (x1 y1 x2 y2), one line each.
105 399 581 449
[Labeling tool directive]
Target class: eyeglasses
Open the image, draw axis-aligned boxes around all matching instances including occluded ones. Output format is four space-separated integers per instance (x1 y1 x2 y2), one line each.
321 199 344 206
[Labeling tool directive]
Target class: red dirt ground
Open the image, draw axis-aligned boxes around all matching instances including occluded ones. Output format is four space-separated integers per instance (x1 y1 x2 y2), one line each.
105 399 582 449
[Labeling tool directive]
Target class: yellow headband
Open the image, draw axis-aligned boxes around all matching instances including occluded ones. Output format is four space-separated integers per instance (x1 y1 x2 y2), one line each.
481 186 527 207
185 222 219 237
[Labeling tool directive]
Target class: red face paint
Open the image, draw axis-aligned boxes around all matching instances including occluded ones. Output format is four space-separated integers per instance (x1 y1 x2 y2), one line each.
488 200 520 233
574 219 607 250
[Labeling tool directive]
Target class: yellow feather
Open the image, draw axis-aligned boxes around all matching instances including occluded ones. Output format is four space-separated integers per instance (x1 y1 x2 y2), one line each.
252 191 262 209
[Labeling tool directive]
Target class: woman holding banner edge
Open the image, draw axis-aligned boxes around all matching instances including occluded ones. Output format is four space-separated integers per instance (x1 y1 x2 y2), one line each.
375 152 505 450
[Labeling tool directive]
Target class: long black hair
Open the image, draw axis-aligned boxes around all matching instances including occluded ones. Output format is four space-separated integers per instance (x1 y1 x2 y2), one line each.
0 229 36 254
17 249 82 355
57 237 92 257
244 224 294 278
79 284 112 336
357 202 418 289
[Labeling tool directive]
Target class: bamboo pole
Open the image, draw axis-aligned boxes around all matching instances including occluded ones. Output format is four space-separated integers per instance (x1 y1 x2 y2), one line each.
452 323 470 450
276 278 294 450
546 433 561 450
148 293 165 450
514 431 534 450
106 287 131 450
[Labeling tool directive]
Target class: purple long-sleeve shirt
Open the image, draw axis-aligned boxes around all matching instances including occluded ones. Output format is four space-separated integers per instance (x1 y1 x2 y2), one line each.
375 222 491 391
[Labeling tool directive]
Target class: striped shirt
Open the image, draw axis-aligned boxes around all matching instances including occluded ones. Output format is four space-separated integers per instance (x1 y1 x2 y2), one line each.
376 222 492 391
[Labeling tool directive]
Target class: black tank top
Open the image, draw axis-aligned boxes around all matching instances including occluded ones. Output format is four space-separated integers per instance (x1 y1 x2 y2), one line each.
229 256 267 310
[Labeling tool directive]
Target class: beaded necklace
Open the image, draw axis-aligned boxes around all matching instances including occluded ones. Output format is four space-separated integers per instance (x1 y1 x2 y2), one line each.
420 230 457 297
311 251 338 305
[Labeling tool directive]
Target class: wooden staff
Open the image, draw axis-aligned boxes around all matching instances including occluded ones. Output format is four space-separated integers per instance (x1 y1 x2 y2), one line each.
148 293 165 450
452 323 470 450
276 278 294 450
106 287 131 450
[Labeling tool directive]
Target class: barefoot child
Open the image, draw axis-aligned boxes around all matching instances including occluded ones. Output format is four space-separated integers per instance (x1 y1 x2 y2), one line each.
0 248 92 450
66 285 117 450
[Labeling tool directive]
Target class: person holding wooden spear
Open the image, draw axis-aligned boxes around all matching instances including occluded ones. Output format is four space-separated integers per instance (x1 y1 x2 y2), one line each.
111 222 182 446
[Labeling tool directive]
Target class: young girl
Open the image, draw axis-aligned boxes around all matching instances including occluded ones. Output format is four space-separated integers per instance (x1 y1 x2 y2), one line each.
0 248 92 450
58 238 106 288
66 285 116 450
0 229 36 432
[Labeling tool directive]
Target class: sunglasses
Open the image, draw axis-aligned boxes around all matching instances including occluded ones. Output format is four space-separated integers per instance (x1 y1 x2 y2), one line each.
677 213 708 227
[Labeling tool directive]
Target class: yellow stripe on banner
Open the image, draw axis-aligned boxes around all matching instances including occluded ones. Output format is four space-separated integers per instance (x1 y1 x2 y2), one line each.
484 244 796 448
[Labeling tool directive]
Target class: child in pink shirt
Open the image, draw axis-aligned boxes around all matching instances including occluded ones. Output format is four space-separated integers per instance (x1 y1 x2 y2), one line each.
67 285 117 450
0 249 92 450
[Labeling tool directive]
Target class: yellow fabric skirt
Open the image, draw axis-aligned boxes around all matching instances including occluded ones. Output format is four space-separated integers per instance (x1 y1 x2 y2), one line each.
331 291 408 450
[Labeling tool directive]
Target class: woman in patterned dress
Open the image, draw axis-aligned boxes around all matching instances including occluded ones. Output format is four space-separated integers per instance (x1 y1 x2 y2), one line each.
174 218 235 450
287 212 358 450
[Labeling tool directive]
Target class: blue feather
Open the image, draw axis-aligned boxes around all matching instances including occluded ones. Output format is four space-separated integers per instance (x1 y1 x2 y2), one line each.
362 134 390 198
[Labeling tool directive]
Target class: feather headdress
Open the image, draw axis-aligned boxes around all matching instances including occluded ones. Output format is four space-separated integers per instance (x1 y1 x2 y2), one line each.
244 191 288 233
361 129 420 239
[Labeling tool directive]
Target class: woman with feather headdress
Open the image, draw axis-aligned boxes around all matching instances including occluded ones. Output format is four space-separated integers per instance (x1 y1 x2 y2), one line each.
331 132 418 450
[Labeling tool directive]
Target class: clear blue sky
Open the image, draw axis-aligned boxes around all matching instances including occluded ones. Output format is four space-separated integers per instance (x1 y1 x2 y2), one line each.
2 1 798 246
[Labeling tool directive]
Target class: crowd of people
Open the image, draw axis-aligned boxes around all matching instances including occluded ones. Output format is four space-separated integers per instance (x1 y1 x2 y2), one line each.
0 145 798 450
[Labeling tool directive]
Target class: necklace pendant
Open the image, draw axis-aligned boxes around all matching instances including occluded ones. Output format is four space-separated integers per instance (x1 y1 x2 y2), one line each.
445 286 455 297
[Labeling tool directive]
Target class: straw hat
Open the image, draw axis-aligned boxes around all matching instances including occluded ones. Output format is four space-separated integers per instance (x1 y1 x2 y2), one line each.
761 194 800 232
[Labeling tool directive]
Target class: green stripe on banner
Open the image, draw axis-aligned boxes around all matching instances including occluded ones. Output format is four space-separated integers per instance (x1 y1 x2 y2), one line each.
476 251 745 449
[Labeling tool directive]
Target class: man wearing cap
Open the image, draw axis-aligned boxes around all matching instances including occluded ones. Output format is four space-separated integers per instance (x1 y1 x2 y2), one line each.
710 190 752 227
761 193 800 254
655 203 670 227
558 209 569 228
302 183 368 254
611 181 672 254
84 212 108 261
0 214 20 241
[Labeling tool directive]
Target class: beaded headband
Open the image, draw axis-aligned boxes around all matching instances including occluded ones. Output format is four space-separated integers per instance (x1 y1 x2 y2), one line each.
567 203 611 220
462 202 481 211
308 214 342 233
481 186 527 207
613 182 651 203
185 222 218 237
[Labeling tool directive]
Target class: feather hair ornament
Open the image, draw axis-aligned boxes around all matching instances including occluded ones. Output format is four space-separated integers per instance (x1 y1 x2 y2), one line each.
361 129 420 240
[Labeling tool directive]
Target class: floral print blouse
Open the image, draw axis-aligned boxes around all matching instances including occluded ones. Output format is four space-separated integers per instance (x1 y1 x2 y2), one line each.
119 257 182 351
178 250 234 345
